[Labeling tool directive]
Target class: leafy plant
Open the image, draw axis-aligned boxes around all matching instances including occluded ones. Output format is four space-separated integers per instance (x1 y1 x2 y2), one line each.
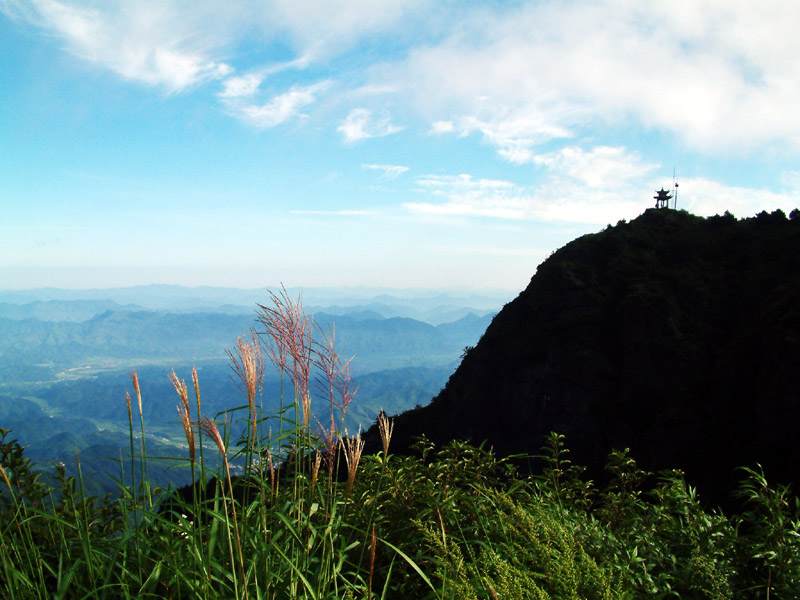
2 291 800 599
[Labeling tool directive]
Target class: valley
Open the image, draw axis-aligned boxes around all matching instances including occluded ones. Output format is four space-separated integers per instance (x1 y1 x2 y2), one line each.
0 287 505 495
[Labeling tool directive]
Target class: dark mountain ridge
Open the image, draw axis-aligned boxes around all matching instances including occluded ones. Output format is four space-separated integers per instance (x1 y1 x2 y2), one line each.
369 208 800 505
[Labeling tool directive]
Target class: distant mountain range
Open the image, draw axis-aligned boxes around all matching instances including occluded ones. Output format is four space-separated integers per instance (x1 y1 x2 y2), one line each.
367 208 800 507
0 285 510 321
0 309 494 376
0 286 503 493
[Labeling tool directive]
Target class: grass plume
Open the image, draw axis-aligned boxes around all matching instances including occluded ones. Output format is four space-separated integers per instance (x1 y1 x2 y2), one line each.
378 410 394 458
3 290 797 599
227 330 264 446
342 427 364 499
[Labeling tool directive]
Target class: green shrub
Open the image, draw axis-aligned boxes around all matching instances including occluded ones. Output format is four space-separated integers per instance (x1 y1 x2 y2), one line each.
2 292 799 599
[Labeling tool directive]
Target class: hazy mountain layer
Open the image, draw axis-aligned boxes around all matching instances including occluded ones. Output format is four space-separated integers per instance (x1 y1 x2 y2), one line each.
0 310 492 377
0 285 510 323
0 296 493 494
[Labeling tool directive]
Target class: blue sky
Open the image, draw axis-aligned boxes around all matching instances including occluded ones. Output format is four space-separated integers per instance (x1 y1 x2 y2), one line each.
2 1 799 292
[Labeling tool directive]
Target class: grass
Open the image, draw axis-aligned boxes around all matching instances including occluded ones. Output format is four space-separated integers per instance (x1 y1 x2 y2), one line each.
1 289 799 599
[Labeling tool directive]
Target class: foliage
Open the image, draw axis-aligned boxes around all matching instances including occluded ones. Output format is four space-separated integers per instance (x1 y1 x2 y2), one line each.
385 207 800 514
3 424 800 598
2 291 800 599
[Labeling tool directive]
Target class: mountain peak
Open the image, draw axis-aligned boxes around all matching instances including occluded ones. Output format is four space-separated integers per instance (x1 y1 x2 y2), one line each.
371 208 800 506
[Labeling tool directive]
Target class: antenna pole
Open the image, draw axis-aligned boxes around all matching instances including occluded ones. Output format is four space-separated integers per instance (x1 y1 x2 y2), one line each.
673 167 679 210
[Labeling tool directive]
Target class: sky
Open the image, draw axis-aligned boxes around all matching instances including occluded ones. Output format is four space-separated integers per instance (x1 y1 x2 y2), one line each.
2 0 799 293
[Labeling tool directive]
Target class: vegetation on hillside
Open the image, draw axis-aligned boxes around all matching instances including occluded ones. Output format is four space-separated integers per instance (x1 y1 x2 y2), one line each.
378 208 800 507
2 287 799 599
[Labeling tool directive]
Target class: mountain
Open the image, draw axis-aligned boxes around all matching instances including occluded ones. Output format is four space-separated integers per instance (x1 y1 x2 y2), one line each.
0 285 510 322
0 284 504 497
0 311 256 365
0 300 145 322
308 302 497 325
313 312 495 372
368 208 800 506
0 307 494 378
0 285 270 310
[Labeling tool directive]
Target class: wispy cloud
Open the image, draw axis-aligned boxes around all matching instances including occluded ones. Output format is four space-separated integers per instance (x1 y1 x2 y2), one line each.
405 170 647 225
338 108 403 143
255 0 425 62
431 113 575 165
407 174 529 220
0 0 420 92
533 146 658 188
407 142 800 225
219 73 263 98
377 0 800 157
362 164 409 179
222 82 328 128
675 178 800 218
289 209 376 216
4 0 233 92
8 0 799 155
407 150 657 224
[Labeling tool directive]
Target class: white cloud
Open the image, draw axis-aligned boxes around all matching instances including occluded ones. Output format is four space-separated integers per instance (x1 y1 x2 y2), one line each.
375 0 800 157
0 0 424 92
405 146 658 223
5 0 234 92
406 176 645 224
338 108 403 143
533 146 659 188
407 174 529 220
406 141 799 225
431 113 575 164
219 73 262 98
362 164 409 179
6 0 800 154
223 82 327 128
675 178 800 218
264 0 427 60
430 121 455 134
